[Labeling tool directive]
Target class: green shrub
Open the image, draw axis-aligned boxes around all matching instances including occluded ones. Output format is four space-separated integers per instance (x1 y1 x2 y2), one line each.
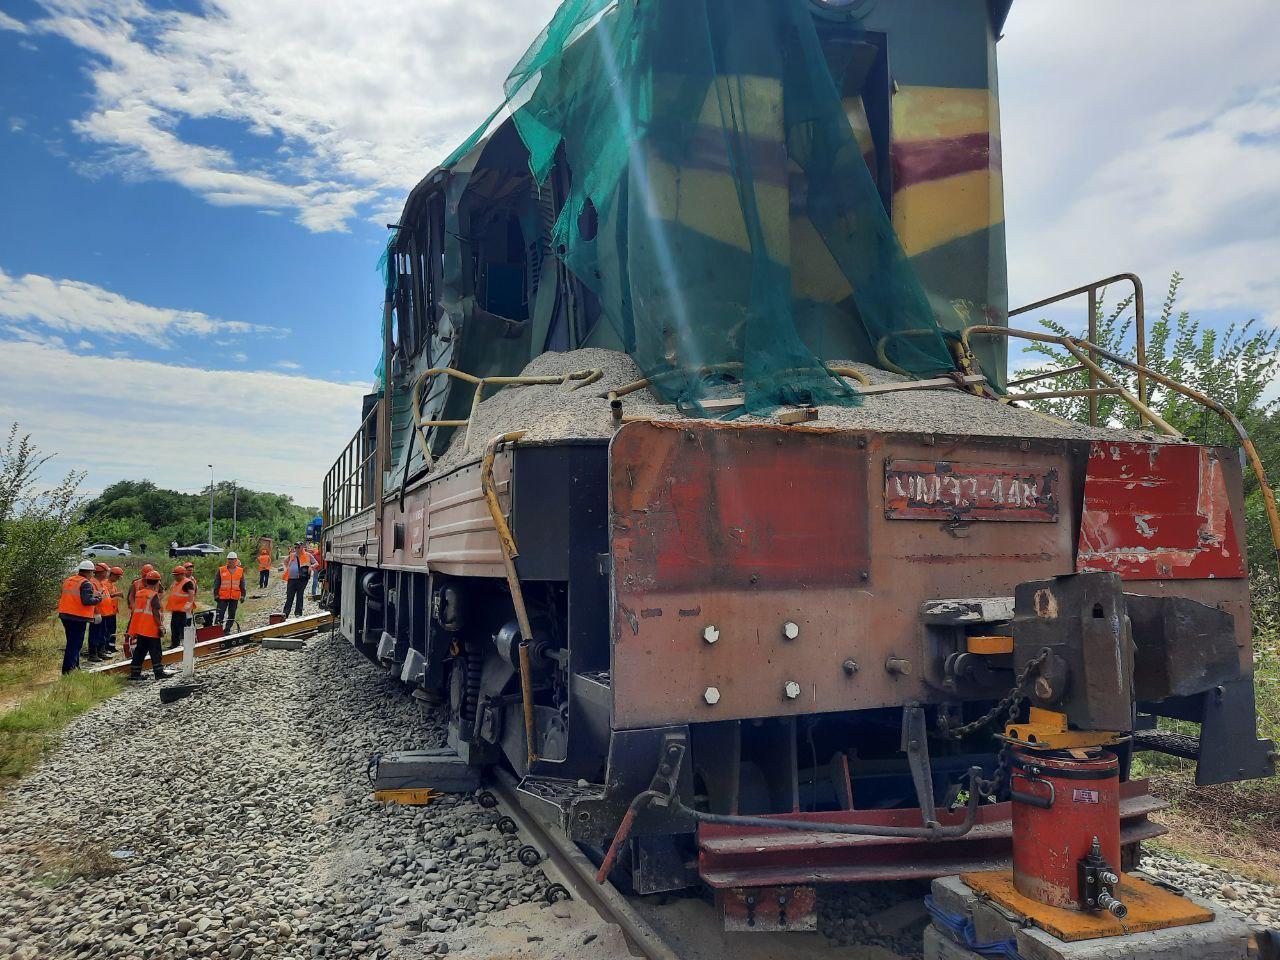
0 426 85 655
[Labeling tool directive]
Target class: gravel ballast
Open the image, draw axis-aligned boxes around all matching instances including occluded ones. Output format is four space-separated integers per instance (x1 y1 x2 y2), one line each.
434 348 1179 473
0 632 568 960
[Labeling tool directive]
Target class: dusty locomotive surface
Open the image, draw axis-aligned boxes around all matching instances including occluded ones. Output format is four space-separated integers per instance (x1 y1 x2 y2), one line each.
322 0 1277 931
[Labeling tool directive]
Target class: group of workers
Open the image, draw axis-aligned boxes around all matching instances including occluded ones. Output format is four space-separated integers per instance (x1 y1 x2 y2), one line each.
57 540 324 680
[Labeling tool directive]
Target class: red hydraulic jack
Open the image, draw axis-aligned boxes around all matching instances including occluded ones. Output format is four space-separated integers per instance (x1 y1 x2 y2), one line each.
960 712 1213 942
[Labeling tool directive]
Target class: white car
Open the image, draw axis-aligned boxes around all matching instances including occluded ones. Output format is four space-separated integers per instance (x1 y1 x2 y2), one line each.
82 543 132 558
170 542 225 557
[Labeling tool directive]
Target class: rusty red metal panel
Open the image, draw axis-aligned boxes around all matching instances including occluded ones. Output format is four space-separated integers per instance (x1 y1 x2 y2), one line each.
718 885 816 932
609 421 871 729
1077 443 1245 580
696 782 1163 888
612 423 869 591
884 459 1059 522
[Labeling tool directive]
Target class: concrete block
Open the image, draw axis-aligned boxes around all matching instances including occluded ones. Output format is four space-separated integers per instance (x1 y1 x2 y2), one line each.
931 875 980 921
924 924 983 960
1015 897 1251 960
261 637 306 651
373 749 481 794
971 898 1020 945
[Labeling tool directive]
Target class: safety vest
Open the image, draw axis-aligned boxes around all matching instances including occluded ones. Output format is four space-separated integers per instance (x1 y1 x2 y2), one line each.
128 588 162 639
58 575 98 619
285 550 312 579
166 579 196 613
257 552 271 571
218 565 245 600
95 577 117 616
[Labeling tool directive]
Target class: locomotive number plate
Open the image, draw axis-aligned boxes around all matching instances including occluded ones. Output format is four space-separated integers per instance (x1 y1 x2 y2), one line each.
884 460 1059 522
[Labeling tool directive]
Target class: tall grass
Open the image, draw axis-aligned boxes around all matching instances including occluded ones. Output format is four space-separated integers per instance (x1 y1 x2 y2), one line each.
0 671 122 786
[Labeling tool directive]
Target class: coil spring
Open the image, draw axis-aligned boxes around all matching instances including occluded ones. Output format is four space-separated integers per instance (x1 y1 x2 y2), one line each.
461 645 484 722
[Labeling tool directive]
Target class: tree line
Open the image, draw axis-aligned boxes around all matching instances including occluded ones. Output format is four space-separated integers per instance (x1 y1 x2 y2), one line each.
81 480 317 550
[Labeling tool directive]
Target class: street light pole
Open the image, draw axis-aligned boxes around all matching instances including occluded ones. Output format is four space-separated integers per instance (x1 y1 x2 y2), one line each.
232 481 238 543
207 464 214 545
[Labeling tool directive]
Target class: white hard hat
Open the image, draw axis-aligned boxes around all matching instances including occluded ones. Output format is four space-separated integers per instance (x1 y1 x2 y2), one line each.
77 559 95 571
227 551 238 560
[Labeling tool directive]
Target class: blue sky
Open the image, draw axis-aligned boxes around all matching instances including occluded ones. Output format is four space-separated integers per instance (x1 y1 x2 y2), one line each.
0 0 1277 506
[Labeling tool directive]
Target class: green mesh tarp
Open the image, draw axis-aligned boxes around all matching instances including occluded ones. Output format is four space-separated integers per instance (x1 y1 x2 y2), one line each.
446 0 954 412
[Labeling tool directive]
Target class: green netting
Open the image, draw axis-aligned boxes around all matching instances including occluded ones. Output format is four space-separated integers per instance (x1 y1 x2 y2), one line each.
448 0 954 412
372 232 398 389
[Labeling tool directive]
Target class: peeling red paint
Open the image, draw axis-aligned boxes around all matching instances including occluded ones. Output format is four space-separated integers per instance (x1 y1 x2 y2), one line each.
1077 443 1245 580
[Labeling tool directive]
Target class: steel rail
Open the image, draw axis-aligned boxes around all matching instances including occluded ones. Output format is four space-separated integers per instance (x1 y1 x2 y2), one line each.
87 613 334 676
489 771 681 960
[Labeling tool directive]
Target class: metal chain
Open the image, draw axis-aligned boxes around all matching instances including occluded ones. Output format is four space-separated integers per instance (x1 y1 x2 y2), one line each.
942 648 1051 742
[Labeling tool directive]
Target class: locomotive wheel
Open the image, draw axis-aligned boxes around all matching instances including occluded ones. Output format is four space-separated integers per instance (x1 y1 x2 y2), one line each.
496 815 519 835
544 883 571 903
477 791 498 809
517 845 541 867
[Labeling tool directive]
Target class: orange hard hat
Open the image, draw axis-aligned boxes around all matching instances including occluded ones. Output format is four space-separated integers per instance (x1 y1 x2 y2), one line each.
172 565 187 576
110 566 124 576
184 561 195 569
141 563 155 574
144 570 162 582
94 562 109 572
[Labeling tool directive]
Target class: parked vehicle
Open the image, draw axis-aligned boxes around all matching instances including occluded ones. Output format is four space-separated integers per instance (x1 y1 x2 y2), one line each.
81 543 131 558
169 541 224 557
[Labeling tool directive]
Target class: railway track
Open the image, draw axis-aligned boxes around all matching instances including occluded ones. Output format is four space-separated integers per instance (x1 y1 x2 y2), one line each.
485 771 920 960
487 771 682 960
85 611 333 675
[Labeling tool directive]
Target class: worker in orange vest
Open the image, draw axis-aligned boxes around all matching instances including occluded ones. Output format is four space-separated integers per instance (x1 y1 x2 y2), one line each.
86 562 109 662
184 560 198 588
310 545 325 599
87 562 116 662
281 541 313 618
102 566 124 656
165 565 198 649
257 547 272 589
59 560 103 674
127 563 156 609
213 552 245 629
127 569 173 680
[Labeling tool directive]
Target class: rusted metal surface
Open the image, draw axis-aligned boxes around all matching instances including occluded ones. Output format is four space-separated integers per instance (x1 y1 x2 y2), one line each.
718 885 817 932
1077 442 1246 581
884 459 1059 521
696 781 1163 888
608 421 1076 729
963 871 1213 942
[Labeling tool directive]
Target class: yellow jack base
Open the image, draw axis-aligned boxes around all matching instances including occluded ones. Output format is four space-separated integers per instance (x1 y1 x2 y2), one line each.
960 871 1213 942
373 788 441 806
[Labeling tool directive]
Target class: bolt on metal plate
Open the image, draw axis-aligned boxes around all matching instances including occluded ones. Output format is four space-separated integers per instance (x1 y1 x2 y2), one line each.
782 621 800 640
783 680 801 700
703 686 721 705
702 625 720 644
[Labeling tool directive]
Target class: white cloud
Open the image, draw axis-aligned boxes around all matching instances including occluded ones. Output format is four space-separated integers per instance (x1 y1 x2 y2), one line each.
0 266 286 343
31 0 559 232
272 360 301 370
0 340 368 505
0 10 28 32
230 351 248 362
1001 2 1280 325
